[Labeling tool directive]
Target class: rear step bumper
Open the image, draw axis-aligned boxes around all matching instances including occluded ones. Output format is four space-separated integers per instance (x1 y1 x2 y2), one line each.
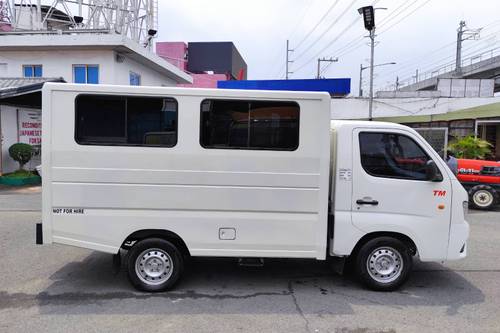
36 223 43 244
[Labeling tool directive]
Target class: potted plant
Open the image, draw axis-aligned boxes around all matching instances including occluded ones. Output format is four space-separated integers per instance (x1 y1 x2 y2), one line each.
448 136 493 160
0 143 41 186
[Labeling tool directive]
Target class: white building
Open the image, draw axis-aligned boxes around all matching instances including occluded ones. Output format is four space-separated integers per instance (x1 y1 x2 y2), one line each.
0 33 191 86
0 32 193 174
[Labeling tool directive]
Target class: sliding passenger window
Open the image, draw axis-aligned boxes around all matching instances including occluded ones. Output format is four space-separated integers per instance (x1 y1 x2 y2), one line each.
75 94 178 147
359 132 436 181
200 99 299 150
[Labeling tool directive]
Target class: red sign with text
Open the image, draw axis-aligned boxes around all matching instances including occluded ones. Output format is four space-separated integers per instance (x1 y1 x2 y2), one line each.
18 110 41 145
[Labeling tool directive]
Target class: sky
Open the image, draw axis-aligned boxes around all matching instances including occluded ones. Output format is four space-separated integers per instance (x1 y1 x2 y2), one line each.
157 0 500 96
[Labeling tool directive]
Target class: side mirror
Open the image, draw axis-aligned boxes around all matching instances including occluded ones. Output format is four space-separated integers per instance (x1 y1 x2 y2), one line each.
426 160 443 182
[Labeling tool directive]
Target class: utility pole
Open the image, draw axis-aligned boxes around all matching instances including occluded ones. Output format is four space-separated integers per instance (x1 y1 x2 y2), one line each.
455 21 481 74
316 57 338 79
359 62 396 97
359 64 364 97
455 21 466 74
286 40 294 80
368 27 375 120
358 5 386 120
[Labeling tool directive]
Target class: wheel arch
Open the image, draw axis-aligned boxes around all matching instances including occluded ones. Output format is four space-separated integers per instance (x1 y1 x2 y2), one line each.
350 231 418 258
121 229 191 256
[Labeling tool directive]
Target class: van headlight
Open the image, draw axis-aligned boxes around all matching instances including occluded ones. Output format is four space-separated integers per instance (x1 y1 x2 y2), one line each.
463 201 469 217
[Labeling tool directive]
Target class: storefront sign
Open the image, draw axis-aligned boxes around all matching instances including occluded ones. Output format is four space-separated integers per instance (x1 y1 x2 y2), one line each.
18 110 42 145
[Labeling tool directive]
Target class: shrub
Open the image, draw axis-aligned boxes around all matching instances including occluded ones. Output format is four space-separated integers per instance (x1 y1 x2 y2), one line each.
8 143 33 170
448 136 492 160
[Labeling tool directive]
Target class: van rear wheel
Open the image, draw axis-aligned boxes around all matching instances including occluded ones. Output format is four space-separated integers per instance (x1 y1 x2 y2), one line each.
127 238 183 292
356 237 412 291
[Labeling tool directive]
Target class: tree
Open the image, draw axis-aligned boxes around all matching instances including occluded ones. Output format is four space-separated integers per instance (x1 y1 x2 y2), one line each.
8 143 33 170
448 136 492 160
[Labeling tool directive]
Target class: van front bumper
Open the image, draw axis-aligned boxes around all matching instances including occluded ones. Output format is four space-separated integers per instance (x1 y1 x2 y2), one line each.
447 221 470 260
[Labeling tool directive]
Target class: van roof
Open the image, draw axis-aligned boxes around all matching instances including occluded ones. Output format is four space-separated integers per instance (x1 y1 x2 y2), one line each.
42 82 332 102
330 119 416 132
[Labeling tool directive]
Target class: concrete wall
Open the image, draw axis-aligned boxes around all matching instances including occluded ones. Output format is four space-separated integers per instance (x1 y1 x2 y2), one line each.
114 54 177 86
177 73 227 88
0 49 177 86
1 105 20 174
156 42 188 70
331 96 500 120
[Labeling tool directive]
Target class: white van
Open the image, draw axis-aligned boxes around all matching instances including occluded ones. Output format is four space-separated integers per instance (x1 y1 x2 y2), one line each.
38 83 469 292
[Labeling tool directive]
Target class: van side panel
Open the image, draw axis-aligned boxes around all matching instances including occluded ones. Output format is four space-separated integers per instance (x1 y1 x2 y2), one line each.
43 84 331 259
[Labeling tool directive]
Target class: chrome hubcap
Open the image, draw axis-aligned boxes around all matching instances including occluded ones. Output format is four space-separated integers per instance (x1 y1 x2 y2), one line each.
135 248 173 286
367 246 403 284
473 190 493 207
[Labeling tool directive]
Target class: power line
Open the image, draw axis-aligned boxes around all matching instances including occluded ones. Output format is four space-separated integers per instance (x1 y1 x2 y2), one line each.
293 0 342 50
376 41 456 81
287 0 318 42
292 0 384 75
293 16 361 74
375 14 500 83
318 0 419 64
294 0 432 78
268 0 319 78
380 25 500 83
293 0 358 62
377 0 433 35
315 0 433 81
376 0 419 31
330 0 414 52
337 0 428 58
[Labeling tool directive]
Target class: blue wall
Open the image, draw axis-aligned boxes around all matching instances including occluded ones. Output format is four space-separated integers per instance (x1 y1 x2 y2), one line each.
217 78 350 96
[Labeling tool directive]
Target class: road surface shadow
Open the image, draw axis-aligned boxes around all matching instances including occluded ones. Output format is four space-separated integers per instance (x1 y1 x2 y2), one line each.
0 252 485 315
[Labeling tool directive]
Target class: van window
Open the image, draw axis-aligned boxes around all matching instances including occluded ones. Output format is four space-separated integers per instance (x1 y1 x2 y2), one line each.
75 95 178 147
200 99 299 150
359 132 436 181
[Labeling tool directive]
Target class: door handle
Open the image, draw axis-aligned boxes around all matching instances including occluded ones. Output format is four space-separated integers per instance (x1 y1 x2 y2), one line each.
356 199 379 205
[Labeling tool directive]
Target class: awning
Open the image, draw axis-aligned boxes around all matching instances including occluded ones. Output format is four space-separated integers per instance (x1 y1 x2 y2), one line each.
0 77 65 108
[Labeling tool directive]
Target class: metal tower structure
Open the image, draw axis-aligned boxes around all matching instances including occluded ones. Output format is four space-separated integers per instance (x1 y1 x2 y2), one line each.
0 0 158 46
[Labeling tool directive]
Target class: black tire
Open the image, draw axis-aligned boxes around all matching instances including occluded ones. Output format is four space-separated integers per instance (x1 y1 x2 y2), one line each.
355 237 412 291
127 238 183 292
469 185 498 210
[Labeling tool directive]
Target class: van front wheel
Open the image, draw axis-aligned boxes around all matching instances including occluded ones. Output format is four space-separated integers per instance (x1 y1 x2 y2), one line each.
127 238 183 292
356 237 412 291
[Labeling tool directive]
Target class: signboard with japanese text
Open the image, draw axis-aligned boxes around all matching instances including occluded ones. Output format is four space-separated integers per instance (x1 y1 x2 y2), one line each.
17 109 41 168
18 110 41 145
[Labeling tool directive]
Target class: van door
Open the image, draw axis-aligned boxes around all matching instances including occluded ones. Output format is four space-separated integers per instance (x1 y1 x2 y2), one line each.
351 128 452 260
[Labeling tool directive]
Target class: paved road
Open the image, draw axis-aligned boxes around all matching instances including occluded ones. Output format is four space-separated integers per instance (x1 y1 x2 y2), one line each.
0 187 499 333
